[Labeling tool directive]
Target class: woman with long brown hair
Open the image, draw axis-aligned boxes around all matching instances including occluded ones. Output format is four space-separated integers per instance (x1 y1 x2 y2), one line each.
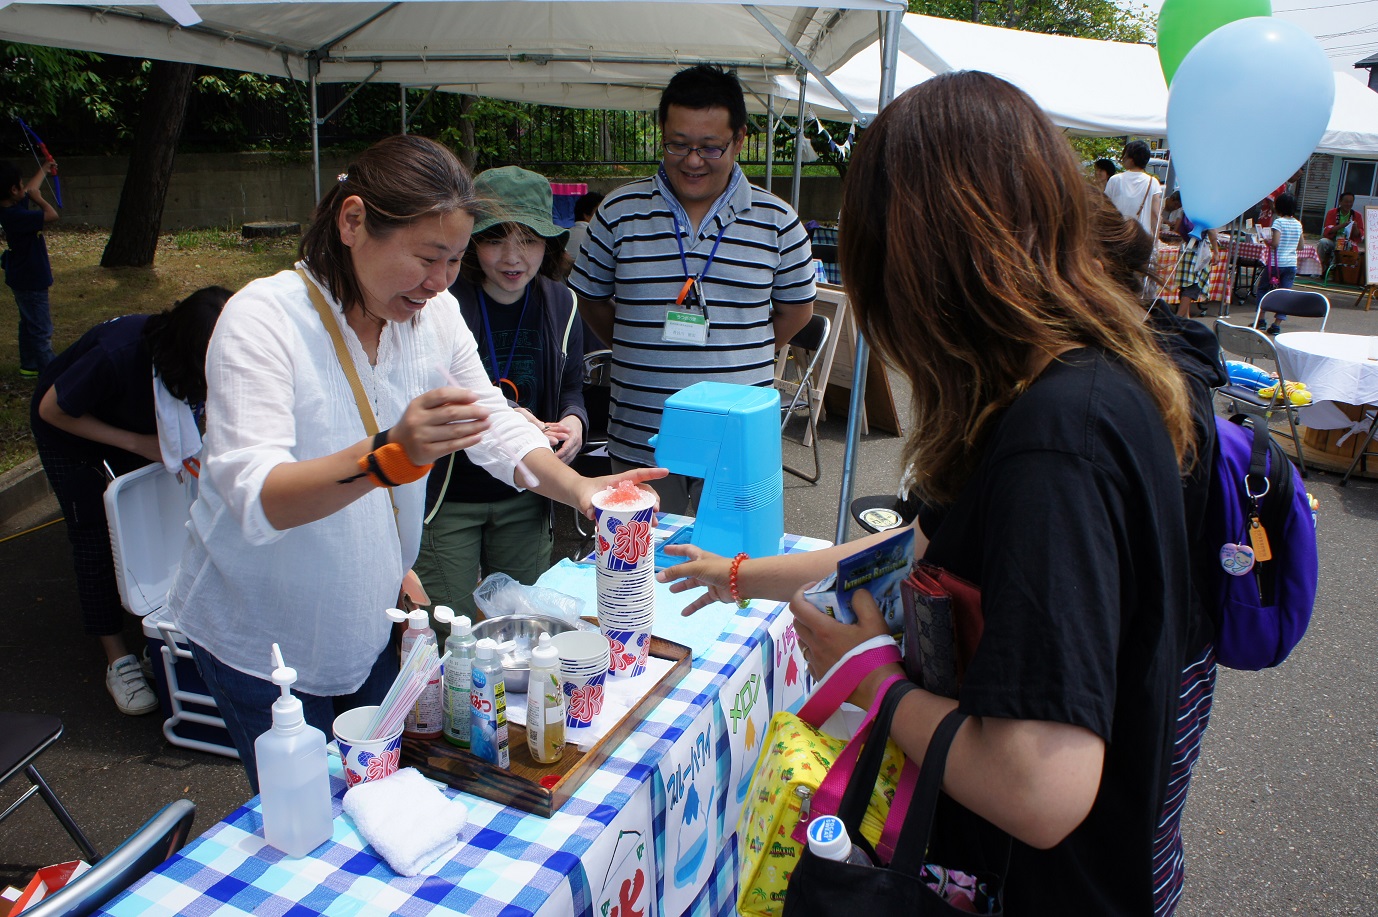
663 72 1196 911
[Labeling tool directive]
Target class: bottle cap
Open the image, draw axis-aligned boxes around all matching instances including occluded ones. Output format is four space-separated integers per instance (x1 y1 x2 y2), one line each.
475 637 497 661
805 815 851 862
406 609 428 630
530 633 559 669
269 643 305 732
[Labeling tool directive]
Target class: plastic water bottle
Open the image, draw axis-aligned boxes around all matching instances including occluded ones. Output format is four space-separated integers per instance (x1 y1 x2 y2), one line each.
525 633 565 764
255 643 332 858
805 815 871 866
470 638 510 767
434 607 475 748
387 608 443 739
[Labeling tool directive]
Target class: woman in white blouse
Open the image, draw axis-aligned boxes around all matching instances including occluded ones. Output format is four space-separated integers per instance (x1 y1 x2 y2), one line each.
167 135 663 787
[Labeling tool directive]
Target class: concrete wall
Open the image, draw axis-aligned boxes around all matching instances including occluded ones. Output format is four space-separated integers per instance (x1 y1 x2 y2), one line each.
52 152 845 230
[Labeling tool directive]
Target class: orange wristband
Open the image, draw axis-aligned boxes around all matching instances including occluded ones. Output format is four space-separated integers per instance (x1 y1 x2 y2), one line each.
729 552 750 609
353 442 431 488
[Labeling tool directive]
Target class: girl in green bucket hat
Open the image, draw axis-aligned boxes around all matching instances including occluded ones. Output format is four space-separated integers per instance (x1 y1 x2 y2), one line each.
413 166 588 619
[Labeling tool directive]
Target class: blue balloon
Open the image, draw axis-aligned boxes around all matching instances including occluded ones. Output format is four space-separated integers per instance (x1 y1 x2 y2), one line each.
1168 17 1334 231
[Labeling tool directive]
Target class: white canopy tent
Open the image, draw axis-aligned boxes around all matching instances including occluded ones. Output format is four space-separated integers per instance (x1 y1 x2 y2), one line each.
782 12 1378 156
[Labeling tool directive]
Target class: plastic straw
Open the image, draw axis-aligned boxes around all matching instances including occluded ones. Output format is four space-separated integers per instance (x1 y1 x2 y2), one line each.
435 364 540 488
364 640 446 739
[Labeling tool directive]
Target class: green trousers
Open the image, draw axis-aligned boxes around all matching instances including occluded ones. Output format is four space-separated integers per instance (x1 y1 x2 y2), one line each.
412 490 554 622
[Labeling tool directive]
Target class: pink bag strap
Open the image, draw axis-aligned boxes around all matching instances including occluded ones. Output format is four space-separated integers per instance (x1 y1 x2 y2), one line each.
797 643 902 728
791 672 919 862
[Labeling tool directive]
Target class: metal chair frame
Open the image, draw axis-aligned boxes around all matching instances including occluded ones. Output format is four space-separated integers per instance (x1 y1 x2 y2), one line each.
775 313 831 484
0 713 100 863
1213 319 1308 478
1340 407 1378 487
1253 288 1330 331
570 350 612 559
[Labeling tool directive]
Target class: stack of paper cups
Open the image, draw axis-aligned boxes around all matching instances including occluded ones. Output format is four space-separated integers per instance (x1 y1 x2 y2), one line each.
592 485 657 679
552 630 610 730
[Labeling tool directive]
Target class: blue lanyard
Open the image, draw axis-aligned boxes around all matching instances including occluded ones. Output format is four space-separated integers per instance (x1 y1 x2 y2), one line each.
478 286 531 402
672 212 727 307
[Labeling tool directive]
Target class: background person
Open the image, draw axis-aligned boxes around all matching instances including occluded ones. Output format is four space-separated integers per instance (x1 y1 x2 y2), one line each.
1317 191 1364 275
0 159 60 377
165 136 662 788
1092 157 1118 193
571 63 815 515
413 166 587 619
1105 139 1162 236
31 285 230 715
661 72 1196 912
564 190 604 258
1257 192 1303 334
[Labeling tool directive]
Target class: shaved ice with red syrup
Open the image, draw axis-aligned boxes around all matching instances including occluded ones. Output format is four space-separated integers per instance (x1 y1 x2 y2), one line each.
593 479 655 511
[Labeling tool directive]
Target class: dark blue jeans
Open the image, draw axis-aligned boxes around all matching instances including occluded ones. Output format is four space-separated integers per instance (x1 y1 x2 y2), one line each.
11 287 55 373
190 641 399 793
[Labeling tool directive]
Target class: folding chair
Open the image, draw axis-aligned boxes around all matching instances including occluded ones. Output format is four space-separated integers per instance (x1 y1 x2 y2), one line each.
775 313 831 483
0 712 100 863
22 798 195 917
1340 408 1378 487
1254 288 1330 331
1213 319 1308 478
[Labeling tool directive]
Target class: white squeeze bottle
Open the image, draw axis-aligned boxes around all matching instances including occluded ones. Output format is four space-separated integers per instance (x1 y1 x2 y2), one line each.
255 643 333 858
387 608 444 739
525 633 565 764
805 815 871 867
433 607 476 749
470 638 510 767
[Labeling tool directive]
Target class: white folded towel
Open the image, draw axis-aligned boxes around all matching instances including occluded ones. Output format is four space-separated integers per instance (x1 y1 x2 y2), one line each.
152 372 202 475
341 767 468 877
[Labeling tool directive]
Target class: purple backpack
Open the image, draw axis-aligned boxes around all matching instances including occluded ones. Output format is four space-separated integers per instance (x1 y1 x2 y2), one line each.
1206 415 1318 670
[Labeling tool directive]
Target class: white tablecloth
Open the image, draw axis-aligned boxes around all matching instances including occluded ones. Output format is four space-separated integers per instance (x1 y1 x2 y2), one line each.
1275 332 1378 406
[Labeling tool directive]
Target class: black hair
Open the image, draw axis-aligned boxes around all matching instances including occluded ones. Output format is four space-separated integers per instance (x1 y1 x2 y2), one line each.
1093 158 1118 179
0 161 21 193
659 64 747 135
573 191 605 223
1275 193 1297 218
143 285 232 403
1339 191 1356 204
459 223 571 286
1122 140 1151 169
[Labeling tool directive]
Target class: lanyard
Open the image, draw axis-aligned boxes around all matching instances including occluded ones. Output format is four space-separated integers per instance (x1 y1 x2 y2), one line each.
672 212 727 308
478 286 531 402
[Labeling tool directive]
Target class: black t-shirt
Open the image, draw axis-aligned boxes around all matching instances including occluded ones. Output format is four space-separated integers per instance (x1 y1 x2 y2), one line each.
30 315 156 466
0 199 53 291
918 348 1190 915
443 288 544 504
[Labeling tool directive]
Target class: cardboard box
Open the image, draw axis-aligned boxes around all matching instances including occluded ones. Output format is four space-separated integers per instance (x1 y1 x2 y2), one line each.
11 860 90 913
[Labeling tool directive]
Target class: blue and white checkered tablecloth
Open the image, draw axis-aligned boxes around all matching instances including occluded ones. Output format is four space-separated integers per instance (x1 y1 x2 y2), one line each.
98 515 829 917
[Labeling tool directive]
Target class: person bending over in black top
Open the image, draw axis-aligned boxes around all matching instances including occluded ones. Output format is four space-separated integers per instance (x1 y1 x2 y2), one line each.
31 286 230 715
660 73 1197 914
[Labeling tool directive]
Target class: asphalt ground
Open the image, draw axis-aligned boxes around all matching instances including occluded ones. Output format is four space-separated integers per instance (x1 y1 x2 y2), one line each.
1 282 1375 913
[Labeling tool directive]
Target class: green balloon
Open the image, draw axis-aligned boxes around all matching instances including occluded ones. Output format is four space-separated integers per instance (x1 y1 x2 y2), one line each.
1157 0 1273 86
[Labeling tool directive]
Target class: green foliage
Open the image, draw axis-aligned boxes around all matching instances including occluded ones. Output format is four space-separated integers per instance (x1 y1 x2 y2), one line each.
908 0 1153 43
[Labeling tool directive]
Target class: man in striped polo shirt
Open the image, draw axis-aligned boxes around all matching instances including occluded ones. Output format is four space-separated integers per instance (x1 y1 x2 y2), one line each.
571 64 816 514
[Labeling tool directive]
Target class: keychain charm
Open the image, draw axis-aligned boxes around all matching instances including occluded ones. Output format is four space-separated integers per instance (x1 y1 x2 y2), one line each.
1220 542 1255 576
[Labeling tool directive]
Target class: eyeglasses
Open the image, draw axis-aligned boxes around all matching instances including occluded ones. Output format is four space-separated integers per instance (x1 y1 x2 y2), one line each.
662 141 731 160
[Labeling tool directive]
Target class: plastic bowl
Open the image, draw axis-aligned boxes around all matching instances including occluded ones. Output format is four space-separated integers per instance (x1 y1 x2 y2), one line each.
472 614 593 693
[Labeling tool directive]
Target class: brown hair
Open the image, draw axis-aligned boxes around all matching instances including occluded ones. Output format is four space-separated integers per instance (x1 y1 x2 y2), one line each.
1089 189 1159 296
839 71 1193 504
299 135 479 310
459 223 572 286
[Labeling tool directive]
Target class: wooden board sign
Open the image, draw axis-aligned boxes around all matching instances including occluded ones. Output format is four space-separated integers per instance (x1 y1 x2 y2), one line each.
401 634 691 817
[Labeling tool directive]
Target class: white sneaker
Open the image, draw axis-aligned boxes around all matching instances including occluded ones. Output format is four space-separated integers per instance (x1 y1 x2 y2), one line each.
106 655 159 716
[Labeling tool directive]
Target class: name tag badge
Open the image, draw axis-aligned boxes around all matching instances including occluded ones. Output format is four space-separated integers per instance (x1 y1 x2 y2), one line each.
663 309 709 346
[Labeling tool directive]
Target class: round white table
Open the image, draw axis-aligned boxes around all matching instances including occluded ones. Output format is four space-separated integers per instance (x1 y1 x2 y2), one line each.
1274 332 1378 478
1274 332 1378 406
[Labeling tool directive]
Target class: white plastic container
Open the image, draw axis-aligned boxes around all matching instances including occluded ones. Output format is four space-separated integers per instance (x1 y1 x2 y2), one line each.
470 638 510 767
387 608 444 739
434 607 476 749
255 644 333 858
525 633 565 764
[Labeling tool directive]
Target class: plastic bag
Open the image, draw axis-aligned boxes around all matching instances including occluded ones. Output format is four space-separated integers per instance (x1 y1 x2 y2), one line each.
472 572 586 624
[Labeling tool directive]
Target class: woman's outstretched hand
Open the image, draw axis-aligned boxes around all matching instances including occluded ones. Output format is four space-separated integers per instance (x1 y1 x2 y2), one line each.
656 544 733 615
790 586 894 704
574 466 668 518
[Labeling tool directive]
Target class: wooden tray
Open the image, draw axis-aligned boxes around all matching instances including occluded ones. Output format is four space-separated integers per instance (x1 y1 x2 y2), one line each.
401 634 691 817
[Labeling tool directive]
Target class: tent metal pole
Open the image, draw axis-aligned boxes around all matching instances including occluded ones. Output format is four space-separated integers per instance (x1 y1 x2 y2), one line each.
766 95 774 195
791 72 806 212
310 54 321 203
400 86 408 134
836 8 903 545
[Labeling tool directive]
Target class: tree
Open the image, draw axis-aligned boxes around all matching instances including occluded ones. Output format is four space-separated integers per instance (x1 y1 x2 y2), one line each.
100 60 196 268
911 0 1153 43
